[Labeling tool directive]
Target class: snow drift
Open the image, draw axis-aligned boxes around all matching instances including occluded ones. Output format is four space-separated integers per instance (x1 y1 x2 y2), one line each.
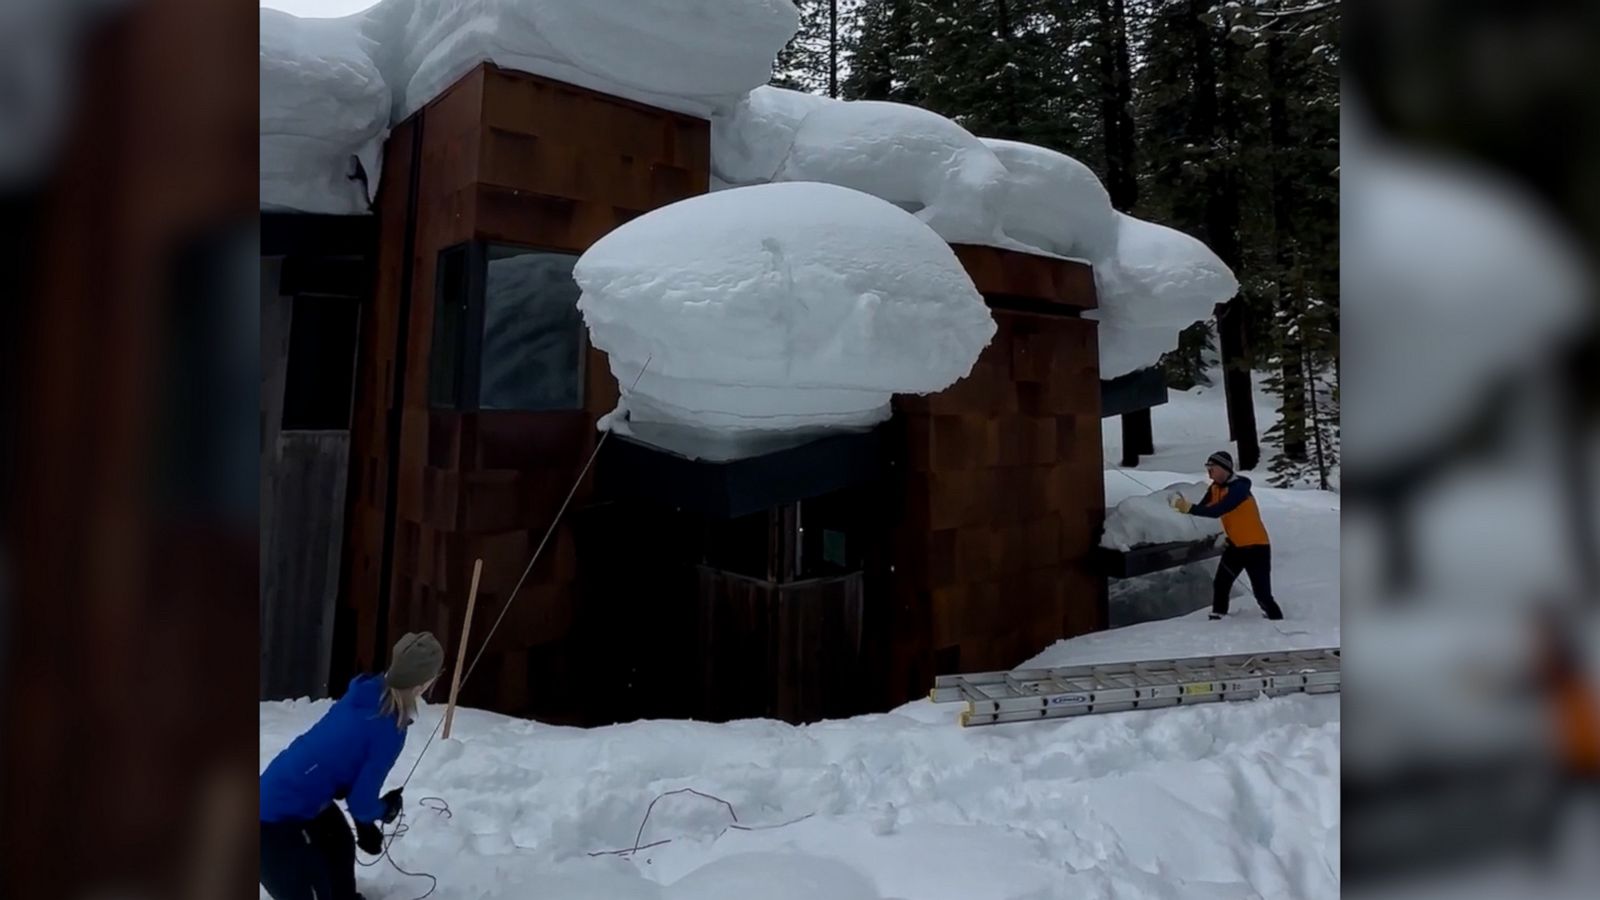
573 182 996 461
772 100 1016 248
260 9 390 213
1090 213 1241 379
1100 480 1223 551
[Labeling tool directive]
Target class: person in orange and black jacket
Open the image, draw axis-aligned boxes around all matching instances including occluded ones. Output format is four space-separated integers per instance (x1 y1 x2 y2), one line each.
1172 450 1285 621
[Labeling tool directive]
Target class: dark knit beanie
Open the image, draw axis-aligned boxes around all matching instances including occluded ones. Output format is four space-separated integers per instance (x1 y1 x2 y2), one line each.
385 632 444 691
1206 450 1234 474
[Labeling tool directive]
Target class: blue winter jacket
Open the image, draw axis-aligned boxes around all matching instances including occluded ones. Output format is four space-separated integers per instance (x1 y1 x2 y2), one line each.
260 675 408 824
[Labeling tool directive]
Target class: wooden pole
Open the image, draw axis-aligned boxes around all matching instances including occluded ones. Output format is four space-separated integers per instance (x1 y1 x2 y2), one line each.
441 558 483 740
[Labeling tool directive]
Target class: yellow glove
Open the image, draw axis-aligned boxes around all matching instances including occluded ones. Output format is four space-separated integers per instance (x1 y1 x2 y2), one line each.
1171 495 1192 514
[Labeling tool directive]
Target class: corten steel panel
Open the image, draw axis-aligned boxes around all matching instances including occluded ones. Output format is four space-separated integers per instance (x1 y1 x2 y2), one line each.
886 252 1106 705
950 244 1098 310
345 62 710 721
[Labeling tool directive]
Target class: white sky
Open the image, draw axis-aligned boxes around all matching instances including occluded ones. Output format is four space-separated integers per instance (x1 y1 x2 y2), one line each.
260 0 380 18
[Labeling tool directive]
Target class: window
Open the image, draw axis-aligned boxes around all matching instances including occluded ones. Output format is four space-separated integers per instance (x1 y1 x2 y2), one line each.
282 294 360 430
428 242 585 411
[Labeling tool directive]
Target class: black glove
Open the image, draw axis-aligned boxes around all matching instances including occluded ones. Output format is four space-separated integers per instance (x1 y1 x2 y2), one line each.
355 820 385 856
380 788 403 824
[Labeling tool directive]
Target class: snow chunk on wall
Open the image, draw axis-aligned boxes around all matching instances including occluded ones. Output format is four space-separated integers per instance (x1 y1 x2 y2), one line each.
574 182 995 461
981 138 1115 261
1090 213 1240 379
774 100 1015 248
1100 481 1223 551
260 9 390 214
374 0 798 122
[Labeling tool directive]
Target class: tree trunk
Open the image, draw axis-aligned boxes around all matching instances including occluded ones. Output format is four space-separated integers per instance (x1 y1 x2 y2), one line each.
1193 1 1259 470
1121 409 1154 468
996 0 1021 135
1267 34 1308 462
1096 0 1138 210
1104 0 1138 209
829 0 839 98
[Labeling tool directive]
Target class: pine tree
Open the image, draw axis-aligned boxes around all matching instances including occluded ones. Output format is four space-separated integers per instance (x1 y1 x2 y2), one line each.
774 1 845 96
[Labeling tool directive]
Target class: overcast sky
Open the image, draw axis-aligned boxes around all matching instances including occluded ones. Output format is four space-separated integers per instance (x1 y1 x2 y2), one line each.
260 0 380 18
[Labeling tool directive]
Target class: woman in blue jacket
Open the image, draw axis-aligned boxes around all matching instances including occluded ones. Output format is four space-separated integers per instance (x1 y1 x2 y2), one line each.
260 632 444 900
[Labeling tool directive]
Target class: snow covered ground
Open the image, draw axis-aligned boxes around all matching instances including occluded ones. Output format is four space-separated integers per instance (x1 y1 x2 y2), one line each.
260 371 1339 899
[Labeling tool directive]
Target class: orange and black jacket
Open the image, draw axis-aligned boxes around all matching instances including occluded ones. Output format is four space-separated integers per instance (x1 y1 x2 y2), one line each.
1190 475 1271 547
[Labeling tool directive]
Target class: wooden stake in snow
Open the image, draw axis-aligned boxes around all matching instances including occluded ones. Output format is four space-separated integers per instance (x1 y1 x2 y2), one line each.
441 558 483 740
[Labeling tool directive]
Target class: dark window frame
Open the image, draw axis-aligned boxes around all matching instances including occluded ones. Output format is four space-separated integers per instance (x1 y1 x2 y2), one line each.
281 292 362 432
427 239 587 412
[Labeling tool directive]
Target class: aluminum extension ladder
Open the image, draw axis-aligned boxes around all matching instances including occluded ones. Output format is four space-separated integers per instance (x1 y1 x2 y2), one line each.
930 647 1341 727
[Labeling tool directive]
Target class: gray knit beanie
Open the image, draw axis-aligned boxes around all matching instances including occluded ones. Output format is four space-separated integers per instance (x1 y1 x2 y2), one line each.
1206 450 1235 474
385 632 444 691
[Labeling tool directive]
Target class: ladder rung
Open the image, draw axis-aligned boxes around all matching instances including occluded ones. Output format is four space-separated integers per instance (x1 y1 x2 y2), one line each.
930 646 1341 726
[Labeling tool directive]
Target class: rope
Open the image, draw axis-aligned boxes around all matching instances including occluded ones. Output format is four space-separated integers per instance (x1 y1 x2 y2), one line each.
587 788 816 858
1109 466 1161 494
397 354 653 790
354 797 452 900
360 356 652 898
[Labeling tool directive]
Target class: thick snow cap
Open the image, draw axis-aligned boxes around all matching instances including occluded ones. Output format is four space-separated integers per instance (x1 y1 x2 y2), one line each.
774 100 1015 248
260 0 798 213
574 182 996 461
1090 213 1240 379
374 0 799 122
981 138 1116 262
260 9 390 213
710 85 836 186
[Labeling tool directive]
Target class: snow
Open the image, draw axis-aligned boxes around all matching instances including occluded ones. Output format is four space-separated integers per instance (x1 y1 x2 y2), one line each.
261 683 1338 899
1100 479 1224 551
1090 213 1241 379
375 0 798 123
707 87 1232 373
260 351 1341 899
1340 104 1594 465
710 85 836 186
981 138 1117 261
573 182 995 460
259 0 797 213
259 9 390 214
1034 469 1341 666
772 100 1019 249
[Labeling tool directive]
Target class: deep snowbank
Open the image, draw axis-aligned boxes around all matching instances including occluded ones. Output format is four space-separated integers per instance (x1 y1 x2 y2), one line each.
261 684 1338 900
573 182 995 460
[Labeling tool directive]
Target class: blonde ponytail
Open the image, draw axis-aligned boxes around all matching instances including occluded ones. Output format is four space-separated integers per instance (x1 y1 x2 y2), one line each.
379 684 421 729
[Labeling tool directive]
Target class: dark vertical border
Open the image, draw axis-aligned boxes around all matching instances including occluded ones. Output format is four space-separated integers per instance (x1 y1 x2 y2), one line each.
374 112 427 665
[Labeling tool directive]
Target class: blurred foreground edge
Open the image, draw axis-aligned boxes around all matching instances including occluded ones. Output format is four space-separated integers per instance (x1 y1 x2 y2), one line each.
0 2 259 899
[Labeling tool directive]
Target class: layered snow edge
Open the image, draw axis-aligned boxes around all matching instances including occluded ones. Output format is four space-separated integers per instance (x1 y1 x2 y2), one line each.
262 2 1237 380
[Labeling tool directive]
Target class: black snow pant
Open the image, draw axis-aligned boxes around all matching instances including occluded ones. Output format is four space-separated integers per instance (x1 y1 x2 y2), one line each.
260 804 360 900
1214 543 1283 618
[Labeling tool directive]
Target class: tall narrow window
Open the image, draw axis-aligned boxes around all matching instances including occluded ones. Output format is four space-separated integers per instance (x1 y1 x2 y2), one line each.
428 245 471 408
479 247 584 411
